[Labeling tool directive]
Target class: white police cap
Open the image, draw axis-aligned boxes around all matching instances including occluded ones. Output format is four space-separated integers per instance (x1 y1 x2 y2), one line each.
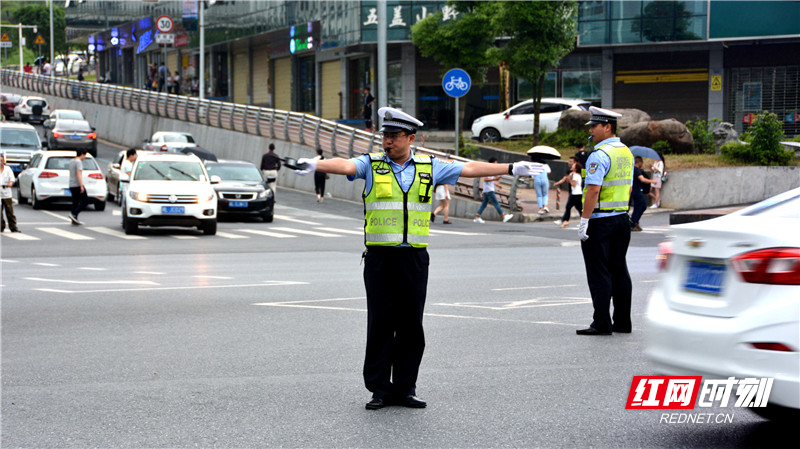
379 107 424 133
586 106 622 125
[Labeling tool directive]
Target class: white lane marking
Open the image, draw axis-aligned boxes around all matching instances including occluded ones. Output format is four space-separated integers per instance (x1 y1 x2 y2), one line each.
40 210 71 222
434 297 592 311
1 232 40 240
270 226 341 238
25 277 159 285
78 267 107 271
33 262 60 267
640 279 660 283
38 227 94 240
86 226 146 240
560 241 581 247
112 210 121 216
34 280 307 294
193 275 232 279
429 229 486 236
492 284 578 291
0 259 20 263
313 227 363 236
239 229 296 239
133 271 164 275
274 215 322 226
216 231 249 239
171 235 198 239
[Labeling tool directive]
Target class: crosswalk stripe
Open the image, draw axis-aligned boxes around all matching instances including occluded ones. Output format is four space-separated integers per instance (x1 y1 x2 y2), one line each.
429 229 486 236
87 226 146 240
239 229 296 239
274 215 322 226
216 231 249 239
38 227 94 240
270 226 341 238
1 231 40 240
314 227 363 236
171 235 198 239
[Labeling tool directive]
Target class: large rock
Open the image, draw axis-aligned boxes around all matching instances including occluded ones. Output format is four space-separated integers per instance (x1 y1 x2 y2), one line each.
558 108 650 132
712 122 740 154
619 119 695 154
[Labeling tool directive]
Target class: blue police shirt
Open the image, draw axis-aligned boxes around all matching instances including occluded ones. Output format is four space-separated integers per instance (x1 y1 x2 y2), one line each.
348 152 464 192
584 137 629 219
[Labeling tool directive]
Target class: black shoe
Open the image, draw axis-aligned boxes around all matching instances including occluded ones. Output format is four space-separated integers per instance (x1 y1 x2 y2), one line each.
10 229 21 233
398 395 427 408
430 213 435 223
576 327 612 336
365 397 386 410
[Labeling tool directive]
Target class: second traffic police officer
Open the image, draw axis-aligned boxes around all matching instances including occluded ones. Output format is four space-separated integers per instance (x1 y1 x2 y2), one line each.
293 107 544 409
576 106 634 336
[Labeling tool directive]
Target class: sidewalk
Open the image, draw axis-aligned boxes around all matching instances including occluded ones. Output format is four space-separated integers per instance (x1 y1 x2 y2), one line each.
515 187 670 223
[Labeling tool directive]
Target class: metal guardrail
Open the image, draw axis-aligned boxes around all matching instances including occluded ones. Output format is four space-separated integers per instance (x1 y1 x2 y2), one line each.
0 69 522 210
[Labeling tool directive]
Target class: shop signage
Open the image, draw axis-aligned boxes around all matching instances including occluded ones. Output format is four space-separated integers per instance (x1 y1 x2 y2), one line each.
361 1 454 42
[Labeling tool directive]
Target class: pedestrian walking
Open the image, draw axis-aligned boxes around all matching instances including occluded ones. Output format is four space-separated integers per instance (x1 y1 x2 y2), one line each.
553 156 583 228
68 149 90 225
260 143 281 195
431 184 451 224
473 157 514 223
649 156 664 208
531 156 552 214
0 153 21 233
362 87 375 131
291 107 544 409
158 62 167 92
313 148 327 202
577 106 634 336
630 156 656 231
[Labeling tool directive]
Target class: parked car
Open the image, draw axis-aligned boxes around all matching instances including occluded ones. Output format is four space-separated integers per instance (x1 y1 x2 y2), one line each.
205 160 275 222
123 152 218 235
1 92 22 120
0 122 46 177
13 96 52 123
646 187 800 422
44 119 98 155
106 149 146 205
470 98 591 142
142 131 198 153
17 150 107 210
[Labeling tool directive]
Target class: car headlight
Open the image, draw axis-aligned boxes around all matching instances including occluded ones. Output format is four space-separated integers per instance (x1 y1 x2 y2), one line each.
257 189 272 199
473 117 483 125
203 191 216 203
129 190 148 202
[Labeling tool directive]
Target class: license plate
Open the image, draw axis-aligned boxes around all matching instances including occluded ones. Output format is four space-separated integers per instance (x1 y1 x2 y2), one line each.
683 260 726 295
161 206 185 214
69 135 82 140
228 201 248 208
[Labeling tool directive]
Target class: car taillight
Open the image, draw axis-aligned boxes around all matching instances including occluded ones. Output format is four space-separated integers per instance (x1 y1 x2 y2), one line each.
656 240 673 272
731 247 800 285
52 131 64 138
750 343 796 352
38 171 58 178
88 173 103 179
88 132 97 139
160 144 168 152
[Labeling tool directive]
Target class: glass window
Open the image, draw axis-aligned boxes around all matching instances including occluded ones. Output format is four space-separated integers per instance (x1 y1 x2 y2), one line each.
56 121 93 132
579 1 608 21
510 103 535 115
0 129 40 148
517 72 557 102
134 161 205 181
578 20 607 45
206 164 263 182
611 19 643 43
563 70 602 101
163 134 195 143
386 62 402 108
44 157 99 170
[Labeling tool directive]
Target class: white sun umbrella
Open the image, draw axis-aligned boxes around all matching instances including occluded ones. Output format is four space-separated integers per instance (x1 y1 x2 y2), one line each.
526 145 561 160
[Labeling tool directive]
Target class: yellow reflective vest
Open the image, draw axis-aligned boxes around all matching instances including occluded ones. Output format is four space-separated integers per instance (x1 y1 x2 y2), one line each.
582 142 633 212
364 153 434 247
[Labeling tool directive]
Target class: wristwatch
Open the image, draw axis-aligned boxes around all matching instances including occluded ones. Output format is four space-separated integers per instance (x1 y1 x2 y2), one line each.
508 163 513 175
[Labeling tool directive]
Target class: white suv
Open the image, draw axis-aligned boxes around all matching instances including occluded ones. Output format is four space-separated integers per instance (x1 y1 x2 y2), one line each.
470 98 591 142
123 152 218 235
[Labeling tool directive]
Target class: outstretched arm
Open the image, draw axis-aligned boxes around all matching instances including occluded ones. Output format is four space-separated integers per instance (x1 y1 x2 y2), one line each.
460 161 543 178
309 158 357 176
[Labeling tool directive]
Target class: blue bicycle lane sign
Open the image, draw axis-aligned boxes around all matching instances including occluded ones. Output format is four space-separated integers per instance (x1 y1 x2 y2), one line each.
442 68 471 98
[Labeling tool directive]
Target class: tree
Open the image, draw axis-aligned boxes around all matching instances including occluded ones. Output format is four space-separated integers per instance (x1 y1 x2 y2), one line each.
490 1 578 145
11 3 68 59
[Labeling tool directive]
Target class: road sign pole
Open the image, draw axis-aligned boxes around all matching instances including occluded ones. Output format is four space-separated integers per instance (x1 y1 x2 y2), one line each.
455 97 460 156
19 23 23 74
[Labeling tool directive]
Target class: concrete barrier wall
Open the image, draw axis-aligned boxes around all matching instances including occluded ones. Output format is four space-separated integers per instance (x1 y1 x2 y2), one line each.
18 88 800 213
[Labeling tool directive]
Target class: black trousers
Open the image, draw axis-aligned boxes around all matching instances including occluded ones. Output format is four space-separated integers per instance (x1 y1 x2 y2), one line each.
560 193 583 223
363 246 429 399
70 187 88 217
580 213 632 333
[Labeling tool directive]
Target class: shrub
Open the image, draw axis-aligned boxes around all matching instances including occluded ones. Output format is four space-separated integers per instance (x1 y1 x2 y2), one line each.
731 111 792 165
685 118 720 154
651 140 672 155
540 128 589 149
720 141 752 163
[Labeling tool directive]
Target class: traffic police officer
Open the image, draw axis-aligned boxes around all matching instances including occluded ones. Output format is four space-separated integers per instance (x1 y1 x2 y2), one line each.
576 106 634 336
293 107 544 409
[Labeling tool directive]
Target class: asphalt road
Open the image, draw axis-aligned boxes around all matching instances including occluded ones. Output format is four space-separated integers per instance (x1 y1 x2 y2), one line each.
1 139 790 448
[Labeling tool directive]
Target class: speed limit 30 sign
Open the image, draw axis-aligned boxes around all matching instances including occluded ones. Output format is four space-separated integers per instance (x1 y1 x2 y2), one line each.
156 16 174 33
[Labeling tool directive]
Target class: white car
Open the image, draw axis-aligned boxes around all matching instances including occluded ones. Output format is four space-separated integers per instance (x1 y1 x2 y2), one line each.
13 96 52 123
470 98 591 142
123 152 218 235
646 187 800 421
142 131 198 153
17 150 107 210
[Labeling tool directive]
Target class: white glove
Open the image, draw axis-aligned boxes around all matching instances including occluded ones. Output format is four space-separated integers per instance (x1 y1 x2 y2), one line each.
578 217 590 241
511 161 545 177
293 157 317 176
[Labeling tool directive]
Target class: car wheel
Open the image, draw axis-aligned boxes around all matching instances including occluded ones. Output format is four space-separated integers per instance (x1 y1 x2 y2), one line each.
94 200 106 211
200 220 217 235
31 186 43 209
479 128 501 143
123 215 139 235
261 211 274 223
17 187 28 205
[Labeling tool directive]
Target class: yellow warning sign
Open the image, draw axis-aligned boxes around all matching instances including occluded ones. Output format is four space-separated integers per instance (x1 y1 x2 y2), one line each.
34 34 46 45
0 33 11 42
711 75 722 91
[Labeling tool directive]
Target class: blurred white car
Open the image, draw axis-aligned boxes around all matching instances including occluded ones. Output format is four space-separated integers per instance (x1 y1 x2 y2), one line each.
123 152 218 235
13 96 52 123
142 131 198 153
470 98 590 142
17 150 107 210
646 187 800 421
